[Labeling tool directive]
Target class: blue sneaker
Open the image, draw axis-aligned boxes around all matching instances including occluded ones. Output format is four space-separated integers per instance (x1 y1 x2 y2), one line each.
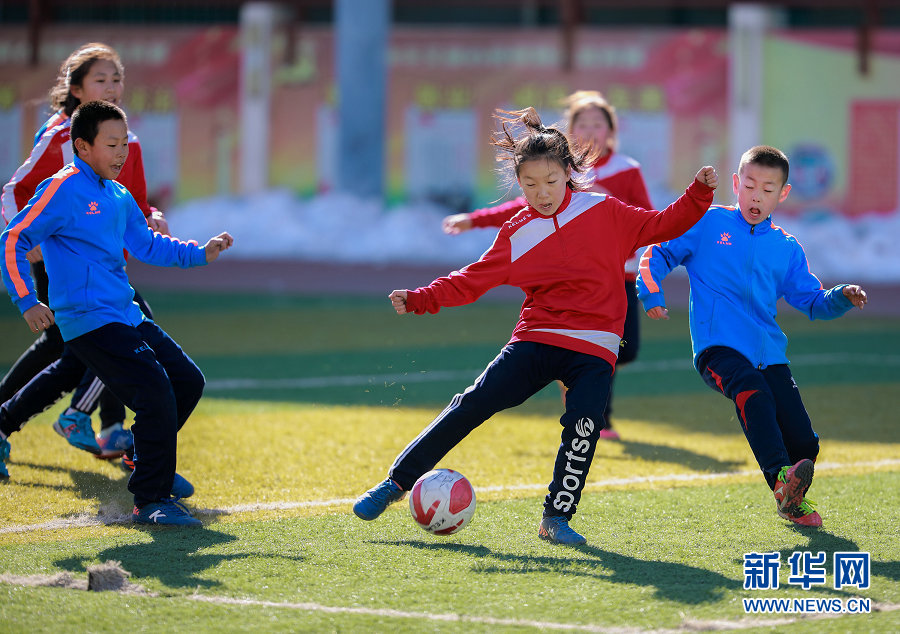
132 498 201 527
353 477 405 520
0 436 10 480
538 516 587 545
53 411 101 455
171 473 195 499
94 422 134 460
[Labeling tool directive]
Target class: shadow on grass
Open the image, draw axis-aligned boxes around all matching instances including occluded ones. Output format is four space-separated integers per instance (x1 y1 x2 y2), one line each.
8 461 131 507
54 527 252 590
779 527 900 585
374 539 740 605
612 439 744 473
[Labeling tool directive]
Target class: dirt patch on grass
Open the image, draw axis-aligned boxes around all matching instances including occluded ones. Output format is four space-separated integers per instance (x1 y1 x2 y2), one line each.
0 560 154 595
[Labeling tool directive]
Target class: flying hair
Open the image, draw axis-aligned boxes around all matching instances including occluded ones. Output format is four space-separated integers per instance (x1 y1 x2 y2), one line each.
491 107 594 194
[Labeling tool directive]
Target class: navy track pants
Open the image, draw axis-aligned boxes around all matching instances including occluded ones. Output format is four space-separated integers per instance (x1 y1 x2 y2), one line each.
67 321 204 507
696 346 819 489
389 341 613 520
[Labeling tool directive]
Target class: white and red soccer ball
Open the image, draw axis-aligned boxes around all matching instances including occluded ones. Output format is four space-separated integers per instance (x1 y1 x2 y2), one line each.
409 469 476 535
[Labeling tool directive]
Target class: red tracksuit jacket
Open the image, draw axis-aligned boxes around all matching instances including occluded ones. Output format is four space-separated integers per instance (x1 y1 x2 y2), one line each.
468 151 654 280
406 180 714 367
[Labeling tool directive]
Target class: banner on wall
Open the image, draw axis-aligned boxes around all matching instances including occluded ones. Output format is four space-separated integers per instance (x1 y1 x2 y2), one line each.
0 26 729 210
3 26 899 218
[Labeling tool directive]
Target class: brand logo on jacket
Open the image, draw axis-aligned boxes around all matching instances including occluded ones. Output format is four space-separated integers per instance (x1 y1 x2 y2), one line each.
717 232 732 245
86 201 100 215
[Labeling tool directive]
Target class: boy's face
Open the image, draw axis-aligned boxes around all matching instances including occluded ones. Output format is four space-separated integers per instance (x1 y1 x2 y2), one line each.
571 106 612 156
517 158 570 216
75 119 129 181
70 58 124 106
732 162 791 225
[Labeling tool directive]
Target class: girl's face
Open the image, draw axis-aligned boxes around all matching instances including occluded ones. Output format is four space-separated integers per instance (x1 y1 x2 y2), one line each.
732 162 791 225
70 58 124 106
570 106 612 155
517 158 570 216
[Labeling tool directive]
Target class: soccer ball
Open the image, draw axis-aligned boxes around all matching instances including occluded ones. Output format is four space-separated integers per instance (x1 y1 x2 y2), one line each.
409 469 476 535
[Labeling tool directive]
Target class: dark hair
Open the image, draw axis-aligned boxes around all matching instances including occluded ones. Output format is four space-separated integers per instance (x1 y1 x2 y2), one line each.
739 145 790 185
491 107 593 192
48 42 124 116
71 101 127 156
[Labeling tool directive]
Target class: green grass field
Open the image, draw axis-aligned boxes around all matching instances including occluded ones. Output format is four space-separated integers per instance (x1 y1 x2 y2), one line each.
0 290 898 632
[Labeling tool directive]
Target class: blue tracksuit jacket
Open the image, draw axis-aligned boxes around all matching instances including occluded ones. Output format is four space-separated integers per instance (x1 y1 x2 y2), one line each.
1 155 207 341
636 205 854 369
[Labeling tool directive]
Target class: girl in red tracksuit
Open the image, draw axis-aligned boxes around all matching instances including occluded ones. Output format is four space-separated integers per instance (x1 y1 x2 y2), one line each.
442 91 653 440
0 42 167 458
353 108 718 545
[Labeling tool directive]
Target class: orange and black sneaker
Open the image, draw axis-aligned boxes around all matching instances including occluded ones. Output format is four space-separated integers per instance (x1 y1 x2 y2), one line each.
778 497 822 527
773 459 814 514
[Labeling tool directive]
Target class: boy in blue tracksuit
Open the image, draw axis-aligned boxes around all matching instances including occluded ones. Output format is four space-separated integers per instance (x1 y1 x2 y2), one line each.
636 145 867 527
0 101 234 526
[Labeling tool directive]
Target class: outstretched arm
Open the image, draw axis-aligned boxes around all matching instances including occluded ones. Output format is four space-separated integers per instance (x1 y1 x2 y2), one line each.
782 246 864 320
441 214 473 235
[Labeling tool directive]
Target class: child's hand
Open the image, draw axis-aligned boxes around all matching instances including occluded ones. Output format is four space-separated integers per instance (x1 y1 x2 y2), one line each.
843 284 868 309
695 166 718 190
646 306 669 320
442 214 473 235
25 245 43 263
148 210 170 236
204 232 234 263
23 303 54 333
389 290 409 315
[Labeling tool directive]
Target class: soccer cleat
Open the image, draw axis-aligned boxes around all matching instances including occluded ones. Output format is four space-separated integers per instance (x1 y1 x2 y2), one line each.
94 422 134 460
777 497 822 528
0 436 10 480
132 498 202 527
598 427 621 441
53 411 101 455
120 452 135 473
353 477 405 520
773 458 814 514
539 515 587 545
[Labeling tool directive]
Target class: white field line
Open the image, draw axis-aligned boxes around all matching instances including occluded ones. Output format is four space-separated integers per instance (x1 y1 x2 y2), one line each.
1 458 897 535
203 352 900 391
187 594 636 632
184 593 898 633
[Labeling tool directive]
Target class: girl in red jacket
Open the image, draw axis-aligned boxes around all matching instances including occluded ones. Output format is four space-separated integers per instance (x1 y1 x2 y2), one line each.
442 91 653 440
354 108 717 545
0 42 167 459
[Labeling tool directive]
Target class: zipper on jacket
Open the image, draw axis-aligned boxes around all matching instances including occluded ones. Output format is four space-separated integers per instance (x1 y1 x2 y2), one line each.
747 223 764 365
552 215 567 256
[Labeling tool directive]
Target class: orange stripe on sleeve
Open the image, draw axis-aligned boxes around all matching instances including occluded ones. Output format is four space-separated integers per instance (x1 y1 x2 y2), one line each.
4 168 77 298
638 245 660 294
